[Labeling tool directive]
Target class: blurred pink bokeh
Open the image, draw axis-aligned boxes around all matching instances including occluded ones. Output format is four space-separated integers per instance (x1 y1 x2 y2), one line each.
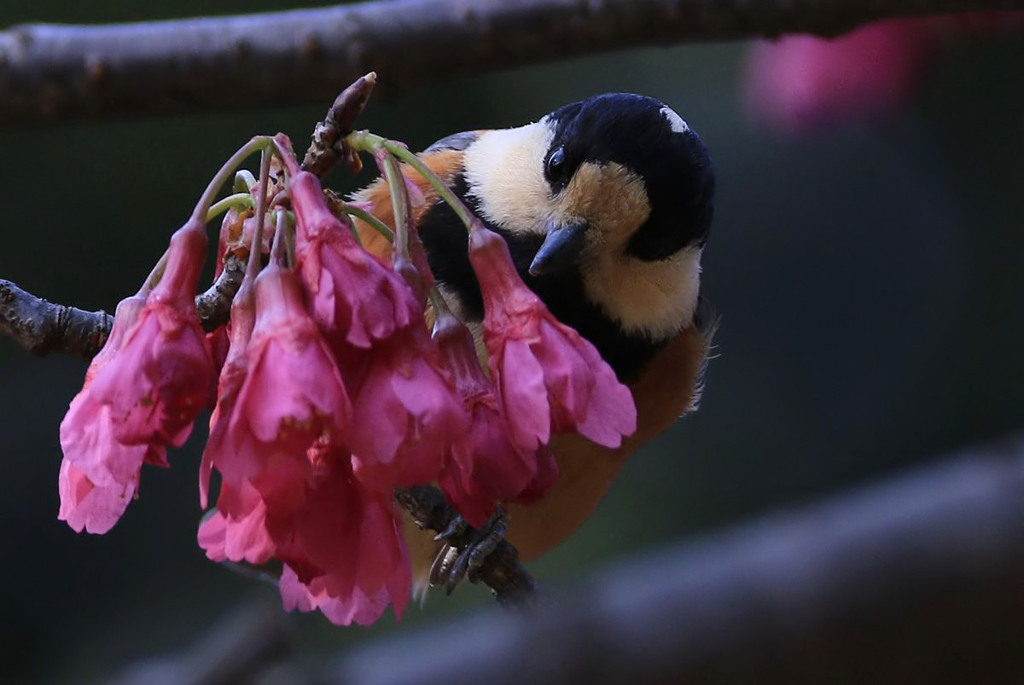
743 12 1024 135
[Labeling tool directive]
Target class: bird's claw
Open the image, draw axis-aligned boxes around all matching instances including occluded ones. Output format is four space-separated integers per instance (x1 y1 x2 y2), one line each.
433 514 467 542
428 507 508 595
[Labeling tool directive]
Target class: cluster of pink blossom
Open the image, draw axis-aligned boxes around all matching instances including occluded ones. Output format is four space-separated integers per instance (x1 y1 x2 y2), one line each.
56 138 637 625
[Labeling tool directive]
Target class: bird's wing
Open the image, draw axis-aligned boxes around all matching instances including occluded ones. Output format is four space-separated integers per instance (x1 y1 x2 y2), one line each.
349 145 474 261
423 130 483 154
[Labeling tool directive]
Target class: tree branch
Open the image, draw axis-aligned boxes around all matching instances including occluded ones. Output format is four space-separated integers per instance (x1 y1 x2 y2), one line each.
2 0 1022 124
395 487 538 607
325 435 1024 685
0 254 245 357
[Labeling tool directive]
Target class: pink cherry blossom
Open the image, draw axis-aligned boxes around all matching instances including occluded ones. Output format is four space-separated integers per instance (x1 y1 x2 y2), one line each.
87 220 215 452
207 260 352 490
433 311 556 527
289 169 419 349
204 440 411 626
267 447 410 619
468 227 637 452
58 295 149 533
197 478 274 565
199 274 257 509
280 563 407 627
58 460 138 535
347 320 468 490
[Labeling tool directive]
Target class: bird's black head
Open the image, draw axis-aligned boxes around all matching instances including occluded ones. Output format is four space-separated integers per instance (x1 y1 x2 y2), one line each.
541 93 715 262
457 93 713 341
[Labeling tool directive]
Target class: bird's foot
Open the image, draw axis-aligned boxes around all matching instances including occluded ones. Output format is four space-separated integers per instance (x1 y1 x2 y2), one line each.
429 506 508 595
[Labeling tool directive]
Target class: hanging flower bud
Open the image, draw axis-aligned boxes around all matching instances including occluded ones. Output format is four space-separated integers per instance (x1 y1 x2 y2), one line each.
208 260 352 491
197 478 274 565
87 219 215 453
347 320 468 491
289 170 419 349
57 460 138 536
270 446 411 626
468 227 637 452
58 295 149 533
199 274 257 509
204 439 412 626
433 311 555 527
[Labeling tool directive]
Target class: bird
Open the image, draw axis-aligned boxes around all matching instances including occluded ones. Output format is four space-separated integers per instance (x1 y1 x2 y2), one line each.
350 92 716 591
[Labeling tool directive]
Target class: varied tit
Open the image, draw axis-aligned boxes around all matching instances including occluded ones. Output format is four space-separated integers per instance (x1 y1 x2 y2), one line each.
352 92 715 589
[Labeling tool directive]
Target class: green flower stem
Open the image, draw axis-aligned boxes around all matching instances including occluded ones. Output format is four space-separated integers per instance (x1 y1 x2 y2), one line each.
136 137 271 297
379 151 412 259
340 204 394 243
206 193 255 222
138 249 170 296
345 130 482 234
193 135 272 223
246 148 273 282
233 170 257 194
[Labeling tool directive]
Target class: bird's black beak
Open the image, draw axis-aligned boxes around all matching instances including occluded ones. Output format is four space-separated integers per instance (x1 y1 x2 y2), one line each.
529 221 587 276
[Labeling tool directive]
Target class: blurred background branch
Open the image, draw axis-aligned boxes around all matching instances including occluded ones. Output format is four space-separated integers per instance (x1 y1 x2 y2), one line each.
1 0 1023 123
112 435 1024 684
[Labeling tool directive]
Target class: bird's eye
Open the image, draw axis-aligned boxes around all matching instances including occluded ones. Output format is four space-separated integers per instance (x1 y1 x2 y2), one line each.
546 147 566 180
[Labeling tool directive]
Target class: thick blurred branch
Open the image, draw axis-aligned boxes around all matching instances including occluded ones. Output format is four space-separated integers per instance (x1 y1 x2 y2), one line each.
3 0 1023 123
112 603 294 685
320 435 1024 685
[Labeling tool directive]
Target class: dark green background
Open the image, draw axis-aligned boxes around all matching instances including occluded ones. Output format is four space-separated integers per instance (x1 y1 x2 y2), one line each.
1 3 1022 682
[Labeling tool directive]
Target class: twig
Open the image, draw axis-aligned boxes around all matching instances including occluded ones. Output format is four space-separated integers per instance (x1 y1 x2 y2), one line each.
196 252 246 331
301 72 376 179
2 0 1022 123
331 435 1024 685
0 253 245 357
0 278 112 358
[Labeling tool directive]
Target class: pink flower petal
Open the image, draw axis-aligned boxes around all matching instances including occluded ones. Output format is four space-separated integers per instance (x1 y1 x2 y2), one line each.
496 340 551 452
58 459 136 535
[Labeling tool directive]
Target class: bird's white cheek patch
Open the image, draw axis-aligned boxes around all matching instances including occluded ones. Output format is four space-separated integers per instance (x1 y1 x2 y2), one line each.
584 246 702 340
660 106 690 134
464 122 554 235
